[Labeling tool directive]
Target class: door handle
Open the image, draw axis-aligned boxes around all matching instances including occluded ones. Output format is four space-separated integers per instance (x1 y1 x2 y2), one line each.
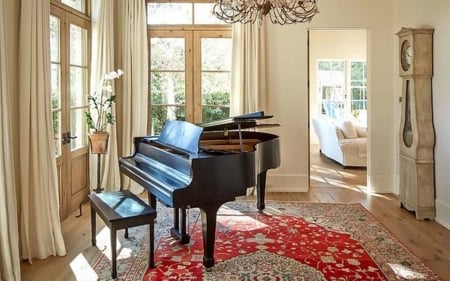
62 132 78 145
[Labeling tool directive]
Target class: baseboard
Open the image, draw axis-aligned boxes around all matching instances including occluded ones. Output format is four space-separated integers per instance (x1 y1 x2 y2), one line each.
435 199 450 230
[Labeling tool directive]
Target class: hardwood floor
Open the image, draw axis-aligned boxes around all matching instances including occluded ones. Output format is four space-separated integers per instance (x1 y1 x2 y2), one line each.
20 148 450 281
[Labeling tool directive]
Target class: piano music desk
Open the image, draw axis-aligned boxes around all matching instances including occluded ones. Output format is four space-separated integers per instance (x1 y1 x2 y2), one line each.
88 190 156 279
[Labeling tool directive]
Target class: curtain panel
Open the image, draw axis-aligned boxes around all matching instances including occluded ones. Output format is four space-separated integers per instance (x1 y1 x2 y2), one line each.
230 23 267 116
18 0 66 261
90 0 120 191
0 0 21 278
230 23 267 195
115 0 149 193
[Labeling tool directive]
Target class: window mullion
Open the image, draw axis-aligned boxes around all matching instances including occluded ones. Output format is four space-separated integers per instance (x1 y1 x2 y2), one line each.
192 31 202 123
185 32 195 123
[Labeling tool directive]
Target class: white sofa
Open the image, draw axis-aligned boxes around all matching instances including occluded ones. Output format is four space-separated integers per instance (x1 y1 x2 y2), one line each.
312 115 367 167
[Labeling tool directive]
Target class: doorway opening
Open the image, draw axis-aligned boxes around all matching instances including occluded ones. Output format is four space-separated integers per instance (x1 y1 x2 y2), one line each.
308 29 368 191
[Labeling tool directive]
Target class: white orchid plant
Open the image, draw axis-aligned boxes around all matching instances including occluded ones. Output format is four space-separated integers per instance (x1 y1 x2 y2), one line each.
85 69 124 133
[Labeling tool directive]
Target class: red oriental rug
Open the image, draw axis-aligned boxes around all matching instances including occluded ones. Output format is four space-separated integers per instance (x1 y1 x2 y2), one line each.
92 202 443 281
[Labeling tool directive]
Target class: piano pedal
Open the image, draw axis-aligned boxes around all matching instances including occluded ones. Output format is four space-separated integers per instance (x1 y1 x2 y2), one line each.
170 227 191 244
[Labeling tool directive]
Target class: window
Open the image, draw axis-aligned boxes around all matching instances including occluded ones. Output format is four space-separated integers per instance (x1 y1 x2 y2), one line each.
60 0 88 14
349 61 367 123
147 0 232 135
318 60 367 124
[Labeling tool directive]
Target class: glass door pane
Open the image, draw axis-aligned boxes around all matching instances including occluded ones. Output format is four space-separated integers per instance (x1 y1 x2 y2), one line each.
200 37 231 123
50 15 62 157
150 37 187 135
69 23 89 150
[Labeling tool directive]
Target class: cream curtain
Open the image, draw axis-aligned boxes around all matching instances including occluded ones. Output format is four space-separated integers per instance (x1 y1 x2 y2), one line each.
18 0 66 261
230 23 267 116
90 0 120 192
0 0 21 278
115 0 148 193
230 23 267 196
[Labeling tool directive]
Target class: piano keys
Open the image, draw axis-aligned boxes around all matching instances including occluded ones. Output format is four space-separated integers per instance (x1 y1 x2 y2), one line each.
119 112 280 268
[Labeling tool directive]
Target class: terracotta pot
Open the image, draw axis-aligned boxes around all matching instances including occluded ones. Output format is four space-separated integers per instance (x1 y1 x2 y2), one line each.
88 132 109 154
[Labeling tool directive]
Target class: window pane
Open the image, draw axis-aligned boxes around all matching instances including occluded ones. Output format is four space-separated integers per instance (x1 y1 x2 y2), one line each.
70 24 88 66
70 66 88 107
202 72 230 104
351 81 364 87
151 38 185 70
194 4 225 24
62 0 85 13
50 16 60 62
318 61 330 70
201 71 231 122
71 108 88 150
51 64 61 109
201 38 231 71
331 61 344 71
53 111 61 156
202 106 230 123
147 3 192 25
151 72 186 105
151 105 185 135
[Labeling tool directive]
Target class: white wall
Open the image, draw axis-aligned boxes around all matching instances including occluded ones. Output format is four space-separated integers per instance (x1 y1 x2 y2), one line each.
393 0 450 228
265 0 395 193
309 29 367 144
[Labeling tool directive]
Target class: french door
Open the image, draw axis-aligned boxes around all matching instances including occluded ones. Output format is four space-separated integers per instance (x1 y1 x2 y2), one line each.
149 29 232 135
50 6 90 220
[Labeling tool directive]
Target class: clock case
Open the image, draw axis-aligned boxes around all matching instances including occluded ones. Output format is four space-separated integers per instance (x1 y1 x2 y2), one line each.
396 27 435 220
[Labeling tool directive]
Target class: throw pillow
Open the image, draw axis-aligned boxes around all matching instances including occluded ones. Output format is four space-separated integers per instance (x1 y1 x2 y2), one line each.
337 120 358 139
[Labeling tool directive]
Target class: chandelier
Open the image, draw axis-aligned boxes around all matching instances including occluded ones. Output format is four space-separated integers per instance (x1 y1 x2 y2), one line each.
212 0 318 26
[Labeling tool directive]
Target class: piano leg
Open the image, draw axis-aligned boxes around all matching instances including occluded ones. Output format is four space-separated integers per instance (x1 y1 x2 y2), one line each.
171 207 190 244
199 202 222 268
256 171 267 212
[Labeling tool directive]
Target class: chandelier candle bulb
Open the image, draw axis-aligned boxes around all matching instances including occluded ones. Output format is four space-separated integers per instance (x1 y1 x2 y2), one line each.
212 0 318 26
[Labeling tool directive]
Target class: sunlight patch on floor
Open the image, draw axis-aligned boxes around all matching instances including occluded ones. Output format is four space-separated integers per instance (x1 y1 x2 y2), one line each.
387 263 428 279
323 178 362 191
311 175 327 183
362 190 395 201
70 253 98 281
94 226 123 261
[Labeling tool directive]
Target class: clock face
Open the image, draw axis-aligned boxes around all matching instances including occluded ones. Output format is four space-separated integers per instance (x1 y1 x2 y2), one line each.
401 40 412 71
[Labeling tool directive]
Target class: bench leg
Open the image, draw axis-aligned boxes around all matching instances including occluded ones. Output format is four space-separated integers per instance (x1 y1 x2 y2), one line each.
125 228 129 238
149 222 155 268
111 228 117 279
90 204 96 246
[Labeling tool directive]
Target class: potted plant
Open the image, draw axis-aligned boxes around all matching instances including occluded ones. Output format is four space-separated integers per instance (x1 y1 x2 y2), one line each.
85 69 124 154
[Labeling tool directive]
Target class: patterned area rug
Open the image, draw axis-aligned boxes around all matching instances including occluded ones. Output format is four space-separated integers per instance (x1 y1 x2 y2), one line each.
92 201 443 281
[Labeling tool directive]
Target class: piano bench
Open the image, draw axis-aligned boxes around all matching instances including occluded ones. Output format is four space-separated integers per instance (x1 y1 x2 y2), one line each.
88 190 156 279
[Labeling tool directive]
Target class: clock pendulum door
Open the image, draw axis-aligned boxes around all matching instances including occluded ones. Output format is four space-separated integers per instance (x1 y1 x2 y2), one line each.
397 28 435 220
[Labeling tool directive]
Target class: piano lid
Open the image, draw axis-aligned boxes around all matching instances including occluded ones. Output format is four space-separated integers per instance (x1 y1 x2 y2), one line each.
199 111 278 132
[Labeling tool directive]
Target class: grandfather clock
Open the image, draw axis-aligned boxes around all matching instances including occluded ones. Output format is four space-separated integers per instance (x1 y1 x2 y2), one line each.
397 27 435 220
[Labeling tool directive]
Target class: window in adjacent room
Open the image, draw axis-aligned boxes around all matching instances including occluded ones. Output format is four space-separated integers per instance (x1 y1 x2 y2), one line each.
146 0 232 135
318 59 367 124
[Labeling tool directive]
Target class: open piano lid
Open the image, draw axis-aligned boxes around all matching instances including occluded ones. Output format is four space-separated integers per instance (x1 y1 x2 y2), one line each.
199 111 279 132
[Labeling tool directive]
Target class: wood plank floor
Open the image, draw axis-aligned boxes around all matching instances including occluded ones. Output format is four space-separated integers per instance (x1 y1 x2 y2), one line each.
21 147 450 281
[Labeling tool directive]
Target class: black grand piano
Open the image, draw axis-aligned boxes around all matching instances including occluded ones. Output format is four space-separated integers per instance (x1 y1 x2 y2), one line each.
119 111 280 268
